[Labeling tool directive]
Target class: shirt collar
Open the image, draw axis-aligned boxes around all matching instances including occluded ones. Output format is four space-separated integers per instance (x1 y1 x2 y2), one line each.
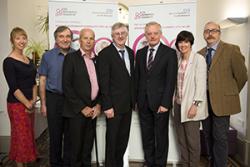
112 42 126 52
148 42 160 51
54 47 74 56
80 48 95 59
207 40 220 51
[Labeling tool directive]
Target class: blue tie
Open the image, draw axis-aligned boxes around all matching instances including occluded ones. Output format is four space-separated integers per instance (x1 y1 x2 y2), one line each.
206 48 213 69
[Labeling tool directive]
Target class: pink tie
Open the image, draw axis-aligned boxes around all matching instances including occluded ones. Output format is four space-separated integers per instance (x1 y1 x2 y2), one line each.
83 56 99 100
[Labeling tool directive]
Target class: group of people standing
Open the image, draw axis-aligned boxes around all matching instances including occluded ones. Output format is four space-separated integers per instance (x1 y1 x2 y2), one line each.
3 20 247 167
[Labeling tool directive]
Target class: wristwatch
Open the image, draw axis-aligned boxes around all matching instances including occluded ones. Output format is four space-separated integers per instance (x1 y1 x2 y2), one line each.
193 101 201 106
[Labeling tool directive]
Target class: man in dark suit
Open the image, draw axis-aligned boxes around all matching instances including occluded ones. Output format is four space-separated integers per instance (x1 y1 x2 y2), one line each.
97 22 135 167
135 21 177 167
199 21 248 167
62 28 101 167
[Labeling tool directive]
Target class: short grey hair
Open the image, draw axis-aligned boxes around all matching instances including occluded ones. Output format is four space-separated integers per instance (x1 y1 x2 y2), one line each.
144 21 162 33
111 22 128 33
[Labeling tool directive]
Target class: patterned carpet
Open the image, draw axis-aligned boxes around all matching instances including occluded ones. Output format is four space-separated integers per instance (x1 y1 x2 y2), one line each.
0 129 49 167
0 129 240 167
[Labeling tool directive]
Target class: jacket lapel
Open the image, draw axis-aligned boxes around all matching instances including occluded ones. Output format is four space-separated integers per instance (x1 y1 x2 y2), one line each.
148 43 163 72
127 46 135 77
184 51 195 80
142 46 148 73
210 41 223 70
199 48 206 58
111 44 131 76
77 49 91 84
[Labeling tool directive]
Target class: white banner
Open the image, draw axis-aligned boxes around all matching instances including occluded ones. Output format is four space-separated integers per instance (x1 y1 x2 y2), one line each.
48 1 197 164
48 0 118 54
129 2 196 53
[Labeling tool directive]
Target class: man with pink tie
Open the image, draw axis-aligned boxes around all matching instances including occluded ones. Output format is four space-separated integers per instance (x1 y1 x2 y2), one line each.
62 28 101 167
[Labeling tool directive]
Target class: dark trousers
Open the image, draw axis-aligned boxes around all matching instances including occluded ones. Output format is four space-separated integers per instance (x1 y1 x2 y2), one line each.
46 91 71 167
202 93 230 167
105 111 132 167
69 115 96 167
139 99 169 167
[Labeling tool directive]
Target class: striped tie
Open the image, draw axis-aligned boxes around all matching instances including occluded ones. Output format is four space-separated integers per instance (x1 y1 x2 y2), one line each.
147 48 155 70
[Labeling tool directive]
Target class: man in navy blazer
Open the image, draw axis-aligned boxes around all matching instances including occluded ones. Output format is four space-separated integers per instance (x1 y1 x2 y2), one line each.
97 22 135 167
135 21 177 167
62 28 101 167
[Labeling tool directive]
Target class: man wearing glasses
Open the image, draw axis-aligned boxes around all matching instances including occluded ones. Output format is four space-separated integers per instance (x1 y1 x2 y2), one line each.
199 21 248 167
97 22 135 167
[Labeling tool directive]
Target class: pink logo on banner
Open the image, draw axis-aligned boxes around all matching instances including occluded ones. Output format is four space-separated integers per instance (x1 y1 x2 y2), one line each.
134 11 154 20
132 33 176 55
94 37 112 55
55 8 77 16
55 8 65 16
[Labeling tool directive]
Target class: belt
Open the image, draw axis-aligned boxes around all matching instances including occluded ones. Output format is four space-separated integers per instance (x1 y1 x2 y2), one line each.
46 90 64 96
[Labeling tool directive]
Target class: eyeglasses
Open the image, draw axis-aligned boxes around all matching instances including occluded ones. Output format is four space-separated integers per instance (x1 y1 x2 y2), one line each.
113 31 127 37
204 29 220 35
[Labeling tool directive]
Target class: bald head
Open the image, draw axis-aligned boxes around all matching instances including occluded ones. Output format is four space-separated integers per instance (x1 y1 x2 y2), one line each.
79 28 95 54
80 28 95 39
204 21 220 31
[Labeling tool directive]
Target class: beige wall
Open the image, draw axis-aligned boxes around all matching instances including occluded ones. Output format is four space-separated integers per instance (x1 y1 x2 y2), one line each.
0 0 11 136
7 0 48 44
0 0 48 136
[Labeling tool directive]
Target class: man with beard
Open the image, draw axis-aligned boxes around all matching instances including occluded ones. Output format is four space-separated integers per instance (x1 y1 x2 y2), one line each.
198 21 247 167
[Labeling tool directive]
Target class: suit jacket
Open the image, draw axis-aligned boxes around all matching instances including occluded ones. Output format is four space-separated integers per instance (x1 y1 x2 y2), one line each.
62 49 100 117
135 43 178 111
97 43 135 114
198 41 248 116
176 51 208 122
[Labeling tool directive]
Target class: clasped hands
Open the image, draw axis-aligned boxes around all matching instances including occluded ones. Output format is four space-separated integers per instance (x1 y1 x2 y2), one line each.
25 99 36 113
81 104 101 119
